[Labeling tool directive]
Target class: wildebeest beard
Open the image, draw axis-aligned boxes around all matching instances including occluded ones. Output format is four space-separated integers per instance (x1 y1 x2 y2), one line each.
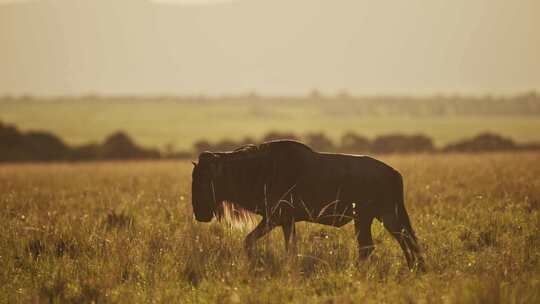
196 144 274 223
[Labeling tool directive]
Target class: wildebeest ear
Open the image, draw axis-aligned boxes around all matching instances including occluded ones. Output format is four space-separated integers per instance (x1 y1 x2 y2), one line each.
192 161 197 167
199 151 216 162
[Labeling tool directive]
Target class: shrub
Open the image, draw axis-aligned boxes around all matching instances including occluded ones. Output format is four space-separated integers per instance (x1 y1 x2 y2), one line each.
371 134 434 154
305 132 336 152
340 132 371 153
444 133 516 152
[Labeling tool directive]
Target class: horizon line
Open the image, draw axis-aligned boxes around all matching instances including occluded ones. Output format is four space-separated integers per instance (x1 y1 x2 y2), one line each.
0 90 538 100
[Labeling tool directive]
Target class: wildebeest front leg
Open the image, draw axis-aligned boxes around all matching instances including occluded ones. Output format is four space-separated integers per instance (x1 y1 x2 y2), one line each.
281 216 296 253
244 218 277 257
354 213 375 260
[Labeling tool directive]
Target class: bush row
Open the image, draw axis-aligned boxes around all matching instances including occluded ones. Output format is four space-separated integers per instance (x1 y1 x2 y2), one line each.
194 132 540 155
1 121 539 162
0 122 159 162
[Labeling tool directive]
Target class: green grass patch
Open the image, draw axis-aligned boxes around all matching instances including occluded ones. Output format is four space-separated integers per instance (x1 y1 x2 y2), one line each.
2 99 540 150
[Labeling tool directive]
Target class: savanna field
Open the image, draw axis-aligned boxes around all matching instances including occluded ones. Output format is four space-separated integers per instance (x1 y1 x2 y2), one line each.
1 153 539 303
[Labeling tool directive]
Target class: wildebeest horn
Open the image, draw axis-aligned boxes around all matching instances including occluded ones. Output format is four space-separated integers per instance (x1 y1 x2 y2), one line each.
214 144 268 162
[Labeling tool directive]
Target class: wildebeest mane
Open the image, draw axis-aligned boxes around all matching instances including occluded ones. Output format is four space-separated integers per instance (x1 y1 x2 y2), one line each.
214 140 312 161
212 143 272 225
209 141 313 225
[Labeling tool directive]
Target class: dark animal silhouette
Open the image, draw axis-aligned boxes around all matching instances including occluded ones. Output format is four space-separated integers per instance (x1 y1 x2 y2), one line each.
191 140 425 270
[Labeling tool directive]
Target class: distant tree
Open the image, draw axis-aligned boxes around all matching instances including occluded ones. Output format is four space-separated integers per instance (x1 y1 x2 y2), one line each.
101 132 139 159
372 134 434 154
23 132 70 161
0 121 70 161
0 122 25 161
101 131 159 159
0 122 23 146
443 133 516 152
305 132 335 152
340 131 371 153
70 143 101 161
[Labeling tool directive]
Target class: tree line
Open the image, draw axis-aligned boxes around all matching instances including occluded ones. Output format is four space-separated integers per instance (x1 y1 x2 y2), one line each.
2 91 539 116
0 121 159 162
1 121 539 163
194 132 540 155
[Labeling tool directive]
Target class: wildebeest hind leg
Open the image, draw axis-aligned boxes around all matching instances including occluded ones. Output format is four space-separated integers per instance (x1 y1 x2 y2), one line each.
354 213 375 261
380 213 417 270
244 218 277 257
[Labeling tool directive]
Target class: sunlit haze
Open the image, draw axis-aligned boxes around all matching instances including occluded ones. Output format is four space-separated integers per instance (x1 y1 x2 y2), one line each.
0 0 538 96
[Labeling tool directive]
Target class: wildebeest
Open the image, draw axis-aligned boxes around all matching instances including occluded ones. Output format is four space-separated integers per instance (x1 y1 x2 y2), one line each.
191 140 425 271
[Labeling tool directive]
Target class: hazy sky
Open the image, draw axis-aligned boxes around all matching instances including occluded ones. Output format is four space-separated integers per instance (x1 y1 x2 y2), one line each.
0 0 239 4
153 0 240 4
0 0 539 96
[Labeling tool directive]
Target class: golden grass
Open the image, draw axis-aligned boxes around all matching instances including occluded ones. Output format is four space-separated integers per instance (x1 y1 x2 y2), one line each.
1 153 539 303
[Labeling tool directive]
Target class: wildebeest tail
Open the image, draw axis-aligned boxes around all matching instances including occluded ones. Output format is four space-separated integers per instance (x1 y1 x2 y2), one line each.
395 171 418 243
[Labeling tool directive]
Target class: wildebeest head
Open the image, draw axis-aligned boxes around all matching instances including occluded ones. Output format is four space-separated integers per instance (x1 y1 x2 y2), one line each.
191 152 223 222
